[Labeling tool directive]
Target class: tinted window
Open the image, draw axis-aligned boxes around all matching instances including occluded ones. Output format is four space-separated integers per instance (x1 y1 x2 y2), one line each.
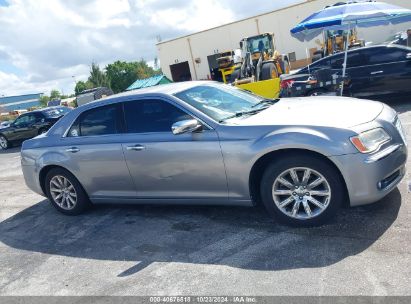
330 54 344 69
75 104 119 136
300 57 331 73
124 99 192 133
13 114 36 127
346 51 368 68
33 112 45 121
367 47 407 64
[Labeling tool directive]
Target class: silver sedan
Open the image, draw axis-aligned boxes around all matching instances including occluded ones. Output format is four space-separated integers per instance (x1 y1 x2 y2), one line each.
21 82 407 226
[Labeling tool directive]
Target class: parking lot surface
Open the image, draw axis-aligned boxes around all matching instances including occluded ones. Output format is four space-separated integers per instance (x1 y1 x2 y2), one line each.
0 99 411 296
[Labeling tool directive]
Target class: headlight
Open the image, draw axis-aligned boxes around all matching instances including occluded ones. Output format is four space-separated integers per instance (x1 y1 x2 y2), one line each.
350 128 391 153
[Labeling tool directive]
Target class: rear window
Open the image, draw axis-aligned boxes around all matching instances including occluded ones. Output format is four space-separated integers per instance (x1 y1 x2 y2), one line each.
299 57 331 73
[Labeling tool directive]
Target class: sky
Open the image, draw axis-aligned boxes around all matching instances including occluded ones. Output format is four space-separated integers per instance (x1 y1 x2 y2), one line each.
0 0 302 96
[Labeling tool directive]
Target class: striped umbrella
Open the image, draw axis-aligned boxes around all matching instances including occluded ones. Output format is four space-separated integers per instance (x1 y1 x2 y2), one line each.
290 1 411 95
291 1 411 42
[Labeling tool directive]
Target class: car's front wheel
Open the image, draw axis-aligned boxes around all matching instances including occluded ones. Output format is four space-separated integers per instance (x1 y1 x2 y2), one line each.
45 168 90 215
260 155 344 226
0 135 10 150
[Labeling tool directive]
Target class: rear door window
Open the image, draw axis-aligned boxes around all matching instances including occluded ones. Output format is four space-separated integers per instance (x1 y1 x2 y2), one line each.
346 51 368 68
69 104 121 137
124 99 192 133
330 54 345 69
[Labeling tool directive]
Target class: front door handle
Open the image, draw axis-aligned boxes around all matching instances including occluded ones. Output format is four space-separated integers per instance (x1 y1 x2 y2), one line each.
66 147 80 153
126 144 145 151
370 71 383 75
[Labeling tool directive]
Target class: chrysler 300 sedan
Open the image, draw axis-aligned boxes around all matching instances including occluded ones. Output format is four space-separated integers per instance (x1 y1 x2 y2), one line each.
21 82 407 226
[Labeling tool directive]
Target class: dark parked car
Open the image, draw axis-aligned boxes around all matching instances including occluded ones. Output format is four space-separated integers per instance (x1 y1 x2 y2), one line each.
280 44 411 99
0 106 71 150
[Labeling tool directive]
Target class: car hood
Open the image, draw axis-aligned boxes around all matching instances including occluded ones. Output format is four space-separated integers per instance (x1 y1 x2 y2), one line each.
230 96 384 128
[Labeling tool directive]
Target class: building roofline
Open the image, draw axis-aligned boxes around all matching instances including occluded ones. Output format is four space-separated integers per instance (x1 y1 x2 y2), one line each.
0 92 43 100
156 0 312 46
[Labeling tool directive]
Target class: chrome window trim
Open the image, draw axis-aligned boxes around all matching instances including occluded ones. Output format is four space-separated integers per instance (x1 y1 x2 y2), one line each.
62 97 214 138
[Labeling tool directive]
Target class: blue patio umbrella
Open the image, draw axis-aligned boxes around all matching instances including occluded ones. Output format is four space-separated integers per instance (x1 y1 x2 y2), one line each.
290 1 411 95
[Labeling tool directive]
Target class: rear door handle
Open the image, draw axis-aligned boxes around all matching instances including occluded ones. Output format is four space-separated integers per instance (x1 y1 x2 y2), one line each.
66 147 80 153
126 144 145 151
370 71 383 75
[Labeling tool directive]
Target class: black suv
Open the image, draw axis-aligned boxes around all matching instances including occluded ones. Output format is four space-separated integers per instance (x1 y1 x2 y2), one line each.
0 106 71 150
280 44 411 99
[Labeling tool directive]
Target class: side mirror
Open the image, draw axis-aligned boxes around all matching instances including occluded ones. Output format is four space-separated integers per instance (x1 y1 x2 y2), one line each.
171 119 202 135
407 53 411 59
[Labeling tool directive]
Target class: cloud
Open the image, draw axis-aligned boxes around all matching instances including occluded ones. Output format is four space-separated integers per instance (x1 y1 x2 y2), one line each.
0 0 300 96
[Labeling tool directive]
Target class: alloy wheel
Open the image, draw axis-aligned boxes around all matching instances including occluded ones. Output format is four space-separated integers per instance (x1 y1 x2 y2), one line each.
272 167 331 220
0 136 7 149
49 175 77 210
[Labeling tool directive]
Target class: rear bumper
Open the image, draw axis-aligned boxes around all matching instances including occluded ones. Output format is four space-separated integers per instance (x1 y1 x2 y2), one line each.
22 164 45 196
330 143 407 206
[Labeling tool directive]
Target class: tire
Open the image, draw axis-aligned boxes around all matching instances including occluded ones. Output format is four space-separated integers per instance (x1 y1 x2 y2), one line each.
230 68 241 83
260 155 344 226
261 62 279 81
0 135 10 150
45 168 91 215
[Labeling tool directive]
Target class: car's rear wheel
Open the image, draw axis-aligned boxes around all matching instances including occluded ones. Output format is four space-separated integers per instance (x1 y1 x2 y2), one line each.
260 155 344 226
45 168 90 215
0 135 10 150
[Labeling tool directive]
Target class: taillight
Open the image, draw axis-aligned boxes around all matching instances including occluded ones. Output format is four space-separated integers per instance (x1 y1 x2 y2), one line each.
281 79 294 89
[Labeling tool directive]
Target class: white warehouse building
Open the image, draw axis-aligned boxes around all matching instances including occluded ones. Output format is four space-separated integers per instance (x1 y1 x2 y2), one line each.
157 0 411 82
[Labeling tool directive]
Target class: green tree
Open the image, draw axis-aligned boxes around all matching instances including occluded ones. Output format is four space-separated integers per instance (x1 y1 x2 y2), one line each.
88 62 110 88
39 95 50 107
50 89 61 100
74 80 93 95
105 60 159 93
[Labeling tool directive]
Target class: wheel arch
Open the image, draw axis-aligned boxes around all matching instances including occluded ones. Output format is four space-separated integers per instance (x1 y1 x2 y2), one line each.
248 148 349 206
39 164 86 197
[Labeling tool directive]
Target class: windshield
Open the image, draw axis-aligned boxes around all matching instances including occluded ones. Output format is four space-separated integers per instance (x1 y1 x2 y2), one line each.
247 36 271 53
43 107 71 118
174 84 266 122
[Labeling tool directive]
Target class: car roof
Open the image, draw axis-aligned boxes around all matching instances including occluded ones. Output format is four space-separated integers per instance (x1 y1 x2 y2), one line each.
320 44 408 59
116 81 210 97
85 81 216 106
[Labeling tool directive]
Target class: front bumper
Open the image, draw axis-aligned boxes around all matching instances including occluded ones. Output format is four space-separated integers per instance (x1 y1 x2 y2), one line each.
330 143 407 206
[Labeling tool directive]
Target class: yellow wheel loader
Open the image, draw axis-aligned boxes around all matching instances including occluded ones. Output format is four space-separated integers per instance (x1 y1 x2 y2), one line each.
216 32 290 99
312 28 365 62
